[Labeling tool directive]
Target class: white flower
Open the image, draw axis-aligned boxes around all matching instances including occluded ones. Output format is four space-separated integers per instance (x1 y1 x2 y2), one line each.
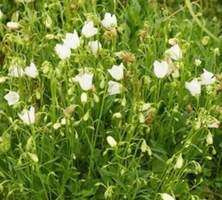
18 106 35 125
106 136 117 147
185 79 201 96
101 13 117 29
25 62 38 78
160 193 175 200
108 81 122 95
88 40 102 54
63 30 80 49
153 60 170 78
81 21 98 38
174 153 184 169
4 91 20 106
200 69 216 85
54 43 71 60
73 72 93 91
108 63 124 81
6 21 20 30
165 44 182 60
8 65 24 77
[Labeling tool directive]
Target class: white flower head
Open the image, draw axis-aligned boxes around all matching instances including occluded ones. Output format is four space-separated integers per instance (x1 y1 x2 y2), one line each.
101 13 117 29
54 43 71 60
4 91 20 106
25 62 38 78
108 81 122 95
153 60 170 78
88 40 102 55
8 65 24 77
6 21 20 30
165 44 182 60
74 72 93 91
108 63 124 81
185 78 201 96
63 30 80 49
200 69 216 85
106 136 117 147
81 21 98 38
18 106 35 125
160 193 175 200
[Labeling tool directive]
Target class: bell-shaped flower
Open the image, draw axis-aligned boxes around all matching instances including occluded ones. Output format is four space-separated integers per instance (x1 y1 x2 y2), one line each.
200 68 216 85
73 72 93 91
7 21 19 30
4 91 20 106
25 62 38 78
54 43 71 60
108 80 122 95
88 40 102 55
185 78 201 96
165 44 182 60
81 21 98 38
108 63 124 81
153 60 170 78
63 30 80 49
8 65 24 77
101 13 117 29
18 106 35 125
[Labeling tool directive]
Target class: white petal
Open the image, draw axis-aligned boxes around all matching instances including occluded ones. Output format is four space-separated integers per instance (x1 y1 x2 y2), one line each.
74 72 93 91
55 43 71 60
153 60 170 78
8 66 24 77
185 79 201 96
101 13 117 29
63 30 80 49
88 40 102 54
108 81 122 95
165 44 182 60
108 63 124 81
200 69 216 85
4 91 20 106
81 21 98 38
18 106 35 125
25 62 38 78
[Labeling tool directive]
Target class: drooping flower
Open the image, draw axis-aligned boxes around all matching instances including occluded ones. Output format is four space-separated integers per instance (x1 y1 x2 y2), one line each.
206 132 213 145
108 63 124 81
0 10 3 20
18 106 35 125
101 13 117 29
25 62 38 78
4 91 20 106
54 43 71 60
200 69 216 85
63 30 80 50
153 60 170 78
6 21 20 30
8 65 24 77
73 72 93 91
160 193 175 200
81 92 88 103
108 81 122 95
165 44 182 60
88 40 102 54
106 136 117 147
81 21 98 38
185 79 201 96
